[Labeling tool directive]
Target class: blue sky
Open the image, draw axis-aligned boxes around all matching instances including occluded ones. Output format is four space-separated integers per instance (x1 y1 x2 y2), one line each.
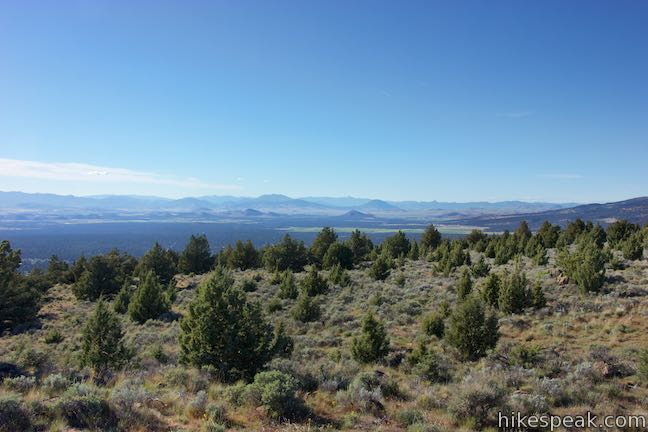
1 1 646 203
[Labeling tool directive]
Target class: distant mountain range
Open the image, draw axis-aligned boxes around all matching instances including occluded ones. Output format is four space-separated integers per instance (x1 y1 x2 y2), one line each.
0 191 578 217
457 197 648 230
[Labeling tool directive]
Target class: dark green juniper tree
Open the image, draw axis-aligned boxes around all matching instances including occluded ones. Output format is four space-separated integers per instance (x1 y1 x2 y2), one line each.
81 299 129 374
351 312 390 363
128 270 170 323
0 240 39 331
178 234 213 274
445 295 499 361
179 267 281 381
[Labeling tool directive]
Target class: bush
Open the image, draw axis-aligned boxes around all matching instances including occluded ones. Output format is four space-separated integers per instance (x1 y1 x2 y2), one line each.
456 268 473 301
556 236 606 294
346 229 374 264
263 234 309 272
328 264 351 287
0 396 31 432
240 278 258 292
480 273 500 308
276 270 298 299
447 370 507 428
56 383 117 430
395 408 425 428
407 343 452 383
81 299 129 374
351 312 390 363
445 296 499 361
44 328 64 344
178 234 213 274
72 251 134 300
471 256 490 278
323 242 354 270
301 267 328 296
186 390 208 418
421 311 445 338
43 373 70 394
498 265 530 314
637 349 648 383
369 255 391 281
420 224 442 251
621 232 644 260
135 242 177 285
0 240 39 331
291 292 321 322
179 267 276 382
128 270 170 323
2 375 36 392
242 371 304 420
382 231 411 259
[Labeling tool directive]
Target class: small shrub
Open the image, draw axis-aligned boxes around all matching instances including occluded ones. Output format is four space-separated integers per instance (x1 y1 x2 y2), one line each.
276 270 298 299
0 396 31 432
240 279 258 292
445 295 499 361
351 312 390 363
301 267 328 296
395 408 425 428
56 383 117 430
2 375 36 393
447 370 507 428
421 312 445 338
369 255 391 281
637 349 648 382
43 373 70 394
44 329 64 344
242 371 304 420
186 390 208 418
291 292 321 322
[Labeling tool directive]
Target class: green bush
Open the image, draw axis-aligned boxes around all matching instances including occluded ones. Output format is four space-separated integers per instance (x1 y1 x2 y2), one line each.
301 266 328 296
0 241 40 332
276 270 298 299
56 384 117 430
369 255 392 281
291 292 321 322
323 242 354 270
421 311 445 338
621 232 644 260
240 278 258 292
44 328 64 344
263 234 309 272
498 265 530 314
178 234 213 274
135 242 177 285
81 299 129 374
179 267 275 381
445 295 499 361
407 342 452 383
480 273 501 308
395 408 425 428
556 236 606 294
242 371 304 420
456 268 473 301
128 270 170 323
351 312 390 363
328 264 351 287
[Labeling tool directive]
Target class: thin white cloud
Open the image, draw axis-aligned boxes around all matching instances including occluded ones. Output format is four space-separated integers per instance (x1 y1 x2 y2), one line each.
0 158 241 191
539 173 583 180
496 111 534 118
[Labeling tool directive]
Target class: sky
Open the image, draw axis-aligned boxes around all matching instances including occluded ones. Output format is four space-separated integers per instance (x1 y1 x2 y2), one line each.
1 1 647 203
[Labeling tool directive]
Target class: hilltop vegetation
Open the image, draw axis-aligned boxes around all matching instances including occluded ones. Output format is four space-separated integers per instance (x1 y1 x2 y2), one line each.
1 220 648 431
